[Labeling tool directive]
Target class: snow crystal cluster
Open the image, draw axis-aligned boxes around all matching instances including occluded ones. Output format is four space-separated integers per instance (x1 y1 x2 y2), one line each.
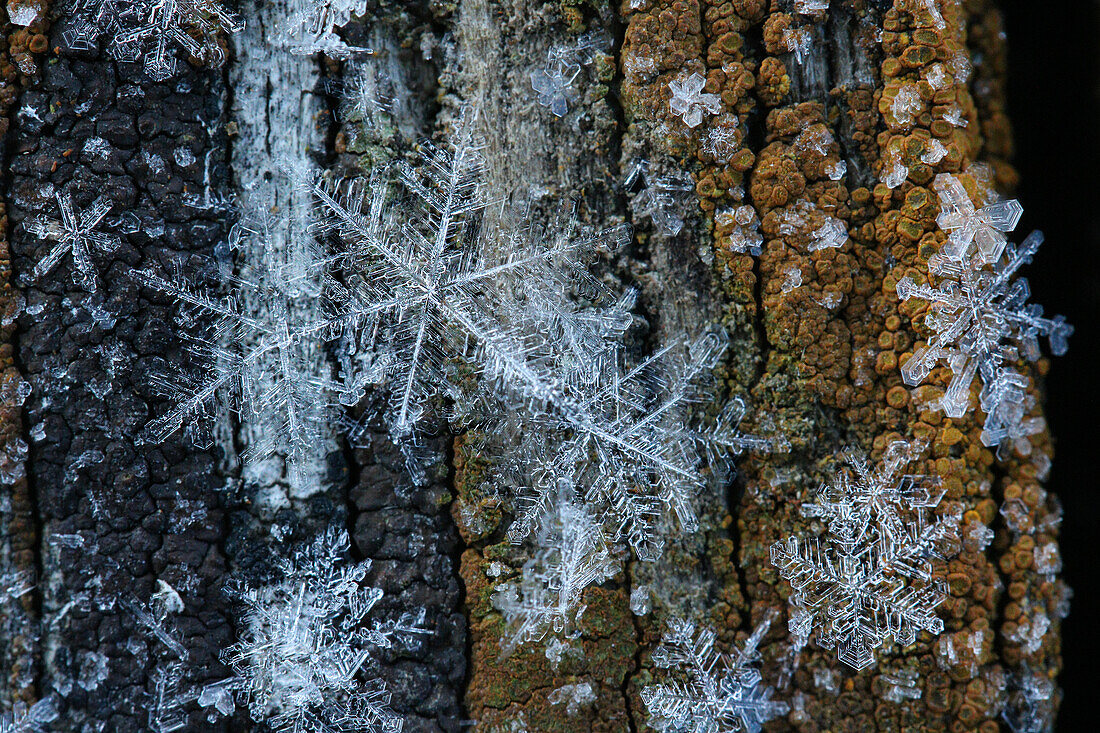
275 0 371 58
642 612 789 732
63 0 243 81
896 173 1072 453
770 440 962 670
203 528 428 732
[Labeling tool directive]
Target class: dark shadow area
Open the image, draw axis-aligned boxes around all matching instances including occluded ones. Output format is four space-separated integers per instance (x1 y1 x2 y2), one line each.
1001 0 1100 723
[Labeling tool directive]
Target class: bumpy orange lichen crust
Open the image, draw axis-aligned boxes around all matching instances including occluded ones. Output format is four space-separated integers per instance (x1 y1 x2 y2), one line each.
1 0 49 710
728 0 1064 731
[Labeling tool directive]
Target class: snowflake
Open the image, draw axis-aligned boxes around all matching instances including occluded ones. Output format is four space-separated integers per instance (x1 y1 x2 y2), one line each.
641 612 789 732
530 30 611 117
208 527 429 733
896 230 1072 444
669 72 722 128
24 190 119 292
530 59 581 117
625 160 695 236
932 173 1022 267
133 206 342 475
65 0 244 81
493 484 616 652
770 441 960 670
310 115 633 441
276 0 370 58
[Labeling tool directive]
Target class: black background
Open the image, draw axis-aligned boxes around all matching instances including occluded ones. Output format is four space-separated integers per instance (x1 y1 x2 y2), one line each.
1001 1 1100 725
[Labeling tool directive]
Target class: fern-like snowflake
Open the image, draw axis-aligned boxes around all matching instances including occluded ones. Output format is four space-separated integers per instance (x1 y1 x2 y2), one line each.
641 612 789 732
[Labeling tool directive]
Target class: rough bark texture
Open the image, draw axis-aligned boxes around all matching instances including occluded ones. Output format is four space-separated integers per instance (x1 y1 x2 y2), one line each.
0 0 1068 731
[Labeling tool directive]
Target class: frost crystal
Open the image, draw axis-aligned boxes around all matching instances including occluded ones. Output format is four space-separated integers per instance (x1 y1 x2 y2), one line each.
881 156 908 189
770 441 960 670
942 103 968 128
702 120 741 163
891 84 922 128
548 682 597 716
920 139 948 165
669 72 722 128
932 173 1022 266
530 30 611 117
627 161 695 236
0 697 58 733
65 0 244 81
896 229 1071 448
311 118 633 441
641 612 789 732
531 60 580 117
794 0 829 14
782 27 812 65
881 669 922 703
717 205 763 256
217 528 428 732
493 485 616 651
808 216 848 252
134 237 340 476
276 0 370 58
24 190 119 292
825 160 847 180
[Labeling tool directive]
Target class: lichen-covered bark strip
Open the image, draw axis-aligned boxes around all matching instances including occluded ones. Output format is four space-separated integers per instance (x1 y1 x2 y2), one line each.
723 1 1065 730
443 0 644 729
1 0 50 712
5 24 238 731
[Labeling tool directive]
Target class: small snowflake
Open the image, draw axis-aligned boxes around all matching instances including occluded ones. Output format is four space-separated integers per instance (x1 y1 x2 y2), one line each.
25 190 119 292
669 72 722 128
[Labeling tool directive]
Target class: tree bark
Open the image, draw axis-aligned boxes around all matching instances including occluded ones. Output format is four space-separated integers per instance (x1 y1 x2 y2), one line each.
0 0 1067 731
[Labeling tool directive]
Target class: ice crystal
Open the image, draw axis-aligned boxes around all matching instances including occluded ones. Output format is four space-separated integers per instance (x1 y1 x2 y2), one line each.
0 697 58 733
770 441 960 670
669 72 722 128
24 190 119 292
891 84 922 128
215 527 428 733
133 238 340 474
276 0 370 58
825 160 847 181
502 329 768 562
881 669 921 703
493 485 616 651
65 0 244 81
782 27 812 65
627 161 695 236
530 30 611 117
808 216 848 252
547 682 597 716
310 118 633 441
920 139 948 165
881 156 908 189
717 205 763 256
641 612 789 733
702 120 741 163
531 60 580 118
896 229 1071 447
794 0 829 14
931 173 1022 266
942 103 968 128
1002 668 1056 733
